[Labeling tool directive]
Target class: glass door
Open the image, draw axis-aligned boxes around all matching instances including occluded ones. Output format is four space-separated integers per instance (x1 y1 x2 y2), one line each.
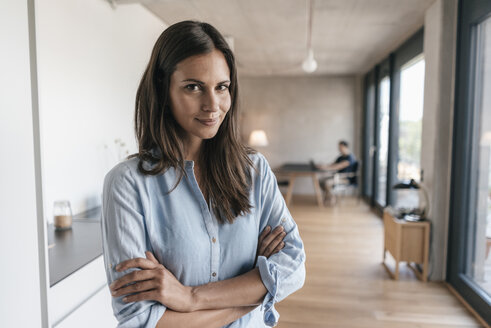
448 0 491 324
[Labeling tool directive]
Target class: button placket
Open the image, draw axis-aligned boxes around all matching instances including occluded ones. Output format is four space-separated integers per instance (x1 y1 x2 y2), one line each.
187 164 220 282
208 208 220 282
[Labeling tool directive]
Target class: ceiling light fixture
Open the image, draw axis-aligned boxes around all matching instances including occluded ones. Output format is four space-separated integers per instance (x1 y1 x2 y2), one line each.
302 0 317 73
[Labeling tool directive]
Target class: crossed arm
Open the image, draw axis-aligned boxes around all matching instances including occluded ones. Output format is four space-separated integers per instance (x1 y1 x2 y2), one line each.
154 268 266 328
109 225 286 328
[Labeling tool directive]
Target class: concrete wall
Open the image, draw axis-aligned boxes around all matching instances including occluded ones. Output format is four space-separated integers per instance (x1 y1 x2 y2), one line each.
239 75 358 194
420 0 458 281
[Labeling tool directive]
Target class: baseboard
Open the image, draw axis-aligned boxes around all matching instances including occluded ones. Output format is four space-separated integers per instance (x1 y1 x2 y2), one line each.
445 282 490 328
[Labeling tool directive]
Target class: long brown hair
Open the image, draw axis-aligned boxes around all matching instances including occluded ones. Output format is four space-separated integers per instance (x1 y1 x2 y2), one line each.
128 20 257 224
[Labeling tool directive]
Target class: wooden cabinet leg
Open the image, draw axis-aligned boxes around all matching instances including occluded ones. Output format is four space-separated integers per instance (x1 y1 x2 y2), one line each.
422 225 430 282
285 176 295 207
312 174 324 208
395 261 400 280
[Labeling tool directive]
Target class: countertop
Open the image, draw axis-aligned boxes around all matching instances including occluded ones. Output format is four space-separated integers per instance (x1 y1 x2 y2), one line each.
48 206 102 287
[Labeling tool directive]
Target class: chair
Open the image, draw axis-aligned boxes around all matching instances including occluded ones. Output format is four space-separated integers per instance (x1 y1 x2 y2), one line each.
324 161 361 205
273 169 291 197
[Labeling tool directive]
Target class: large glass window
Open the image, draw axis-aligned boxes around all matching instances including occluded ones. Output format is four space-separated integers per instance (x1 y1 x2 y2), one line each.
376 76 390 206
466 15 491 296
448 0 491 323
397 56 425 182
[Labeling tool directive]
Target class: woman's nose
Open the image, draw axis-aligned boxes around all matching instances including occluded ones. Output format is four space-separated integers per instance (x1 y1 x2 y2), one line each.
201 90 220 112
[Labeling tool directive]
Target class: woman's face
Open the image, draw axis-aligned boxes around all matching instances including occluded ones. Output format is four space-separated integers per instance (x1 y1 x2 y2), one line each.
169 48 232 144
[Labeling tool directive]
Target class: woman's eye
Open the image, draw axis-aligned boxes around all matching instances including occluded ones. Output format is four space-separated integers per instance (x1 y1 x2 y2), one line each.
217 85 229 91
185 84 200 91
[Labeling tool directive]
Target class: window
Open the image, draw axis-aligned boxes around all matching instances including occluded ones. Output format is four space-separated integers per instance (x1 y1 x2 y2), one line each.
397 56 425 182
362 72 376 199
465 14 491 297
363 30 423 211
448 0 491 323
376 76 390 207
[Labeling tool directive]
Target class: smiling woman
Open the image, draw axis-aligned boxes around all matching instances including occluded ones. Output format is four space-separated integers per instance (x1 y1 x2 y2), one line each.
100 20 306 328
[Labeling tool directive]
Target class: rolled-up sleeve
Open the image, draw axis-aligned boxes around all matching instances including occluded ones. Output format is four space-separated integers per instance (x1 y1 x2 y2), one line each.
100 163 166 327
255 154 307 327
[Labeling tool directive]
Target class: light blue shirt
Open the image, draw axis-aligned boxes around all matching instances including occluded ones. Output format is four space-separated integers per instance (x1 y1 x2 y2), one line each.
100 150 306 327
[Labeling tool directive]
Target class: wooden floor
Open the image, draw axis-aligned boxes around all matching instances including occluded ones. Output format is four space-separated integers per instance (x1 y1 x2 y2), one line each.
275 195 485 328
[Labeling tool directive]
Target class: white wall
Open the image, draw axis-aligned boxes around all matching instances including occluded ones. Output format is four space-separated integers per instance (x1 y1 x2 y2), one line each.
239 75 358 194
421 0 458 281
35 0 165 222
0 0 46 326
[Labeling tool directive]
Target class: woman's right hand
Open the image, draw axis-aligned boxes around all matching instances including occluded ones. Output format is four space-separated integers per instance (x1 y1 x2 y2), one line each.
256 225 286 259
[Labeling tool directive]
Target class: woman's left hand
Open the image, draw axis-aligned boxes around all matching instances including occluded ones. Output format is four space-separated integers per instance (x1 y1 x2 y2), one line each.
109 251 195 312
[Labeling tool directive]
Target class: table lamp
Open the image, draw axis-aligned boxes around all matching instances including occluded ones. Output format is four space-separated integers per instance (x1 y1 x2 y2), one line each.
393 179 430 221
248 130 269 147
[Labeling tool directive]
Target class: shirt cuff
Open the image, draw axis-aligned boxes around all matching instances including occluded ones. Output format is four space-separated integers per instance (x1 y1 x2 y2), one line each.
256 255 280 327
117 303 166 328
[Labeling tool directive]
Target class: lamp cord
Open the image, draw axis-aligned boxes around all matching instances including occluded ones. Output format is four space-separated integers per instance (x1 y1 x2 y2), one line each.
306 0 314 52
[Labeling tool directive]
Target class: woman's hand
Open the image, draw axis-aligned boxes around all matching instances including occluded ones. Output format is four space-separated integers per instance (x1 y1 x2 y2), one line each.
109 251 195 312
256 225 286 259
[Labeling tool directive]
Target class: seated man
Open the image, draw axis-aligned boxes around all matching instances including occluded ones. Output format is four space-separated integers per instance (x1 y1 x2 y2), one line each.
315 140 357 204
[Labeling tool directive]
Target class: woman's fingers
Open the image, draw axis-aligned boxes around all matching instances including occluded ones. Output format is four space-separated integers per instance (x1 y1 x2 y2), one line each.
264 231 286 257
271 241 285 256
258 225 285 256
110 266 158 291
122 289 160 304
112 278 157 298
258 226 271 247
115 256 158 272
145 251 160 264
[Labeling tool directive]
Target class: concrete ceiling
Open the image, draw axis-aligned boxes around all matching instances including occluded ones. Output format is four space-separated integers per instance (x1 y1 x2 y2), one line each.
133 0 435 76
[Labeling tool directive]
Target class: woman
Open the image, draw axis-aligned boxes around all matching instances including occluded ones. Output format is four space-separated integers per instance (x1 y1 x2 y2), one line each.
101 20 306 328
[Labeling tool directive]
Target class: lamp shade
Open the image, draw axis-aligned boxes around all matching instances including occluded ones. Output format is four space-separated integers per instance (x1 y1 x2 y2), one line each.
302 49 318 73
393 179 420 189
248 130 269 147
481 131 491 146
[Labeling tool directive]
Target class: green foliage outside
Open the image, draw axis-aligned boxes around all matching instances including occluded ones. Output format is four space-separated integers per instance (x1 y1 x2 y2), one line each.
398 120 422 181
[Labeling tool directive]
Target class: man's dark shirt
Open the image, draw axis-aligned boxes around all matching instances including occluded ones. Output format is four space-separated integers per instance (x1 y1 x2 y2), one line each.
335 153 357 185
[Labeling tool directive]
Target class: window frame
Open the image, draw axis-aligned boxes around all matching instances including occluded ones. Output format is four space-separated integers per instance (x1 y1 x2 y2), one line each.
373 56 392 210
447 0 491 324
391 28 424 190
362 69 377 201
362 29 424 211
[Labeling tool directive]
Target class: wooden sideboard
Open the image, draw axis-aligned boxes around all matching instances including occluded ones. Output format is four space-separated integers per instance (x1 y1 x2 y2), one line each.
382 209 431 282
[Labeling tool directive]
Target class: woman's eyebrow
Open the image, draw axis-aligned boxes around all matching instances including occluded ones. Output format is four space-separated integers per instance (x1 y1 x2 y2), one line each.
181 78 231 85
181 78 204 84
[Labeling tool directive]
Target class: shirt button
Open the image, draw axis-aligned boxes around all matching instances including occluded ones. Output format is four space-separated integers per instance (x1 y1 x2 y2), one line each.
212 237 216 243
281 217 287 223
212 272 217 277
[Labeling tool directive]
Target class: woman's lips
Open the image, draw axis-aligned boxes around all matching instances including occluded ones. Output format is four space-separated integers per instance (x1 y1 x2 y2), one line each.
196 118 218 126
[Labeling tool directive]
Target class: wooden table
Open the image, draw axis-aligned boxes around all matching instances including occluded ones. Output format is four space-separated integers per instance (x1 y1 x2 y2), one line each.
382 208 431 282
274 163 327 208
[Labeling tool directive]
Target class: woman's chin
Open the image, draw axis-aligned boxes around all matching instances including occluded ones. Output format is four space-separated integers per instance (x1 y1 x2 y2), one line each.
192 130 218 140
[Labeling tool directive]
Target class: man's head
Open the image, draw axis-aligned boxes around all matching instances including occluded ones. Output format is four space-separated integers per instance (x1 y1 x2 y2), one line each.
338 140 350 155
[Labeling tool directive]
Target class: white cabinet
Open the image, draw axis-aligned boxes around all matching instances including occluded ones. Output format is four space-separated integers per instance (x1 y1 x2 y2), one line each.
50 256 117 327
55 285 117 328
